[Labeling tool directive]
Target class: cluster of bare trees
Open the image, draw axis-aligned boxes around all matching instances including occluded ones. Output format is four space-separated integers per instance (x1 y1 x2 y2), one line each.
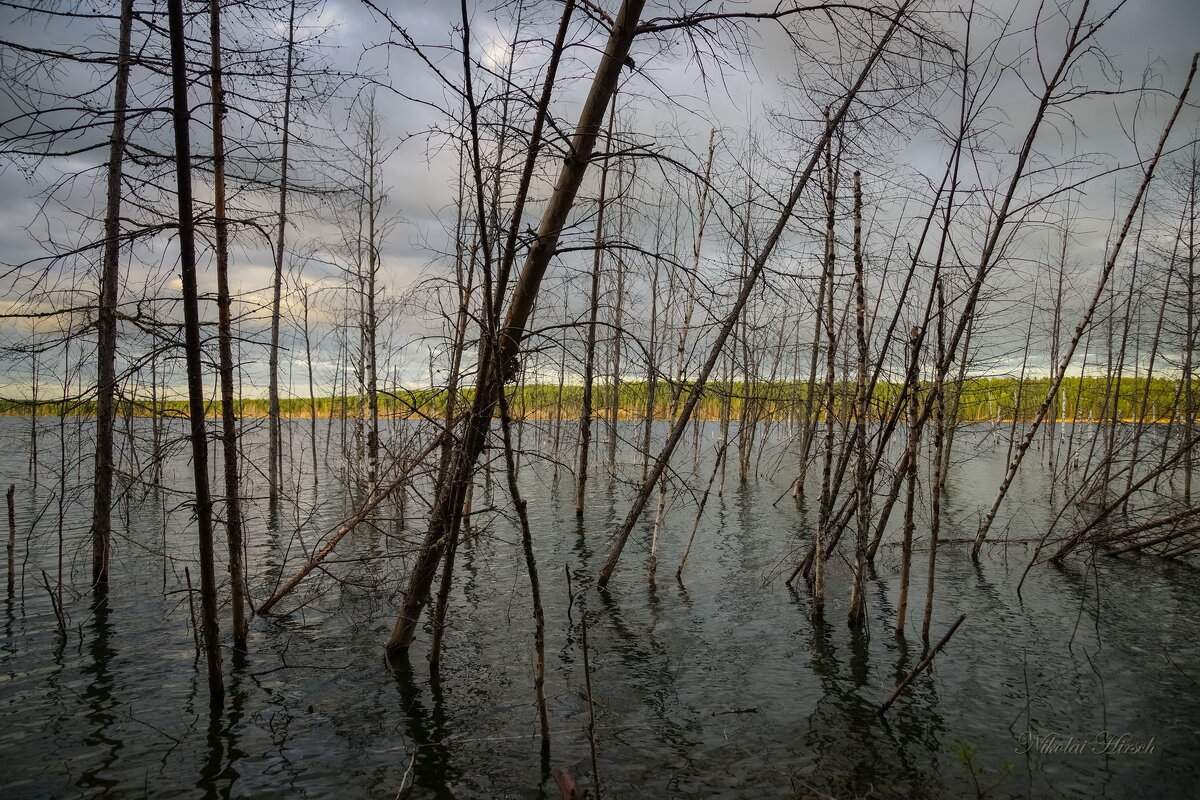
0 0 401 704
2 0 1198 741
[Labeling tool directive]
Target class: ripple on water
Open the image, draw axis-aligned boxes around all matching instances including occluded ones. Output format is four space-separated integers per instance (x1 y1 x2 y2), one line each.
0 419 1197 798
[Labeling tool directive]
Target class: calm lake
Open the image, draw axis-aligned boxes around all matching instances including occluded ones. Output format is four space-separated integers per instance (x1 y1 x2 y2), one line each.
1 415 1197 798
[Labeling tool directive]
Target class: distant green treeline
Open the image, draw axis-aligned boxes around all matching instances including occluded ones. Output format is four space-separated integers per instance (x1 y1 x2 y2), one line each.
1 376 1194 423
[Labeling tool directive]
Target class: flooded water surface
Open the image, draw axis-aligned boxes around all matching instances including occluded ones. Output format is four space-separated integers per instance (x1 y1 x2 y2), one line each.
1 417 1198 798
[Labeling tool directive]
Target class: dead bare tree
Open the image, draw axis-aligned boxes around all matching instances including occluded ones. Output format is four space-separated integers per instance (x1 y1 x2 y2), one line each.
576 94 619 518
267 0 298 507
386 0 647 655
167 0 222 707
88 0 133 593
597 0 916 589
973 51 1199 557
209 0 247 646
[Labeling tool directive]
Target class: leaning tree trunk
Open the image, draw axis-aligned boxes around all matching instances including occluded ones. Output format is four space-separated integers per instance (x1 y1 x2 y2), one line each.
972 52 1198 556
386 0 647 656
597 0 914 588
168 0 223 707
90 0 134 591
251 0 579 622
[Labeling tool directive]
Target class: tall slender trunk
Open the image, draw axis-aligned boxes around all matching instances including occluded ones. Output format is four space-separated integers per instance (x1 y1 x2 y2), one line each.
6 484 14 598
921 283 946 643
424 0 509 660
673 132 716 483
847 170 870 629
813 113 838 615
576 95 617 516
29 353 39 486
675 129 716 402
353 174 368 481
210 0 247 644
1099 230 1140 506
606 194 626 474
895 326 920 637
268 0 297 506
1181 148 1197 505
90 0 134 591
301 283 319 486
149 348 160 486
365 103 381 489
440 141 472 479
646 253 664 582
736 158 758 487
442 261 475 477
792 247 827 500
940 311 973 494
718 358 731 495
497 391 549 743
1046 228 1067 483
553 293 568 479
169 0 223 706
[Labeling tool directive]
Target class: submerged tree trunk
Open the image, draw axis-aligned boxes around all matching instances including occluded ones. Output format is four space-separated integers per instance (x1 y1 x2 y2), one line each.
813 111 838 616
364 101 382 489
386 0 647 656
301 282 319 487
89 0 134 592
607 210 626 475
497 391 549 743
168 0 223 706
895 326 920 637
209 0 247 646
576 95 617 517
597 0 914 588
847 170 870 629
922 284 946 643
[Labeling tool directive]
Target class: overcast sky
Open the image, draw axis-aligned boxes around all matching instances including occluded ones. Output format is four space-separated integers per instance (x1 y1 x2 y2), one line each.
1 0 1198 396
